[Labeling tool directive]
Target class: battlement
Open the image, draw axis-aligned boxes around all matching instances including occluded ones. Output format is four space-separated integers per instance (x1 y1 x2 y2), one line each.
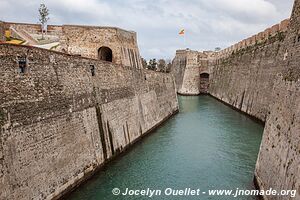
0 21 5 41
4 21 63 36
171 18 290 96
2 21 135 38
173 18 290 67
216 19 290 59
63 24 135 34
175 49 188 56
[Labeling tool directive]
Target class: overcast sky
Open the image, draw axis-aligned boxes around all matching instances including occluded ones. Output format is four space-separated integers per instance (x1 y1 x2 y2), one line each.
0 0 295 60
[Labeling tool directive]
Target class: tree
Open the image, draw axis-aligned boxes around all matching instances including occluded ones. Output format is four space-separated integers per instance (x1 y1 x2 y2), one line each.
165 59 172 73
165 62 172 73
38 3 50 39
157 59 166 72
148 59 157 70
215 47 221 52
141 58 148 69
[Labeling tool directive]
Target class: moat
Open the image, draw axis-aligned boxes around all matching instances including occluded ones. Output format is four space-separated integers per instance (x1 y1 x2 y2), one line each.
65 95 264 200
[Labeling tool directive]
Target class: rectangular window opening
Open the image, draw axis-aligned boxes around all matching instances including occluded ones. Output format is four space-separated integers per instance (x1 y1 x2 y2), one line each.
90 65 95 76
18 57 27 74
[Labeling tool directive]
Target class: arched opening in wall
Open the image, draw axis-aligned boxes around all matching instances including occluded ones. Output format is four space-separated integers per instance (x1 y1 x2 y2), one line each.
200 73 209 79
200 73 210 94
98 46 113 62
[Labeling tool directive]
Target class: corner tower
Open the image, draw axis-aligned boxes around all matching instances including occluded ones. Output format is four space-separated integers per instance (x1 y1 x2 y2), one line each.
60 25 142 69
172 49 213 95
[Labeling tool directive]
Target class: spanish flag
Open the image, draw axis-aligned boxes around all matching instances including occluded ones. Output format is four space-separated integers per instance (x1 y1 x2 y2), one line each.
179 29 185 35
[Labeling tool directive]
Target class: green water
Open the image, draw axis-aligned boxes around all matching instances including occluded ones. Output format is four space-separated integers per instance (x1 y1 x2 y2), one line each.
65 96 264 200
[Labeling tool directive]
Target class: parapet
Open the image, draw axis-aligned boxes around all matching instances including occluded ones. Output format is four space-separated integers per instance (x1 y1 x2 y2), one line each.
216 18 290 60
0 21 5 41
175 49 188 54
62 24 135 34
4 21 63 36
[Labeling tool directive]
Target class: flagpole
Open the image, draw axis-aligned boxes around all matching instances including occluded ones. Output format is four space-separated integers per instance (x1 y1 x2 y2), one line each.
184 32 186 48
179 29 185 49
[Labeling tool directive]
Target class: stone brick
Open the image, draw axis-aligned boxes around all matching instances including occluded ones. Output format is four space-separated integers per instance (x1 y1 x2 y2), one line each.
279 19 290 32
0 21 5 42
171 49 213 95
172 2 299 199
0 43 179 200
60 25 142 69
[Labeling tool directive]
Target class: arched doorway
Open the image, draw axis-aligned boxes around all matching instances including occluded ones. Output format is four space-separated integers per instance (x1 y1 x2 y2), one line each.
98 46 112 62
200 73 210 94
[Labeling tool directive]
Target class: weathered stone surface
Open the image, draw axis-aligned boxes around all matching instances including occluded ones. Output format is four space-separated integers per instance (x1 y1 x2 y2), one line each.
0 44 179 200
172 19 290 95
0 21 5 42
5 22 63 37
60 25 142 69
171 49 215 95
255 1 300 199
210 31 287 121
209 1 299 199
171 50 186 91
179 50 200 95
171 1 299 199
255 78 300 200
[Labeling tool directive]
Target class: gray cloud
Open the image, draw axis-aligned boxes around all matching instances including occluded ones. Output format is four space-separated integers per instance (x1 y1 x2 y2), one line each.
0 0 294 59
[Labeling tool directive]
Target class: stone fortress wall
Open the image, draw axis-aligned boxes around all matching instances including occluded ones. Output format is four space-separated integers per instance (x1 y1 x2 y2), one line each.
4 22 63 36
215 19 290 60
59 25 142 68
172 18 290 96
171 49 187 91
209 7 300 198
178 49 200 95
0 21 5 41
172 0 300 199
0 25 179 200
171 49 216 95
254 1 300 199
1 22 142 69
209 18 290 121
0 0 298 199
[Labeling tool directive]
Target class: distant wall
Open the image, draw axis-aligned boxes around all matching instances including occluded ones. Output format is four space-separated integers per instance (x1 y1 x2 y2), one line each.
60 25 142 69
210 19 290 115
5 22 63 37
210 0 300 199
171 19 289 97
210 20 290 121
178 50 201 95
172 49 215 95
0 21 4 41
0 44 178 200
216 19 289 60
171 50 187 91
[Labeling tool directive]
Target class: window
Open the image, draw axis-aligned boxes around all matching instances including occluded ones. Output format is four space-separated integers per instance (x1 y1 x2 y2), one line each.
90 65 95 76
18 57 27 74
98 46 113 62
294 35 300 43
200 73 209 79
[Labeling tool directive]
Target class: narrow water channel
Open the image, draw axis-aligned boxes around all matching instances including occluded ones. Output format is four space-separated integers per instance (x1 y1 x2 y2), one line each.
65 95 264 200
